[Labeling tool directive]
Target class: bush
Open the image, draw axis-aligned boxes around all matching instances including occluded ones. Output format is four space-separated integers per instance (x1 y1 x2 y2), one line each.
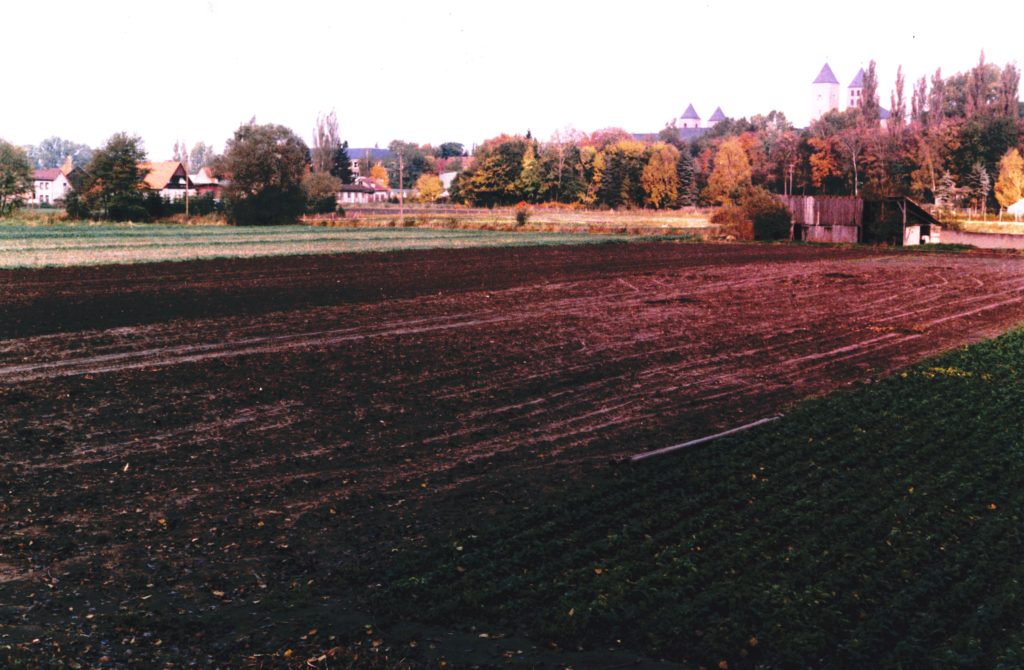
710 204 753 240
107 201 150 222
221 122 308 226
514 202 531 227
144 192 221 220
144 191 165 219
64 190 90 220
307 195 338 215
742 188 792 241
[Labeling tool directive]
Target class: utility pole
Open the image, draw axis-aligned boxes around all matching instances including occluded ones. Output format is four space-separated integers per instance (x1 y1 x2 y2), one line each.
398 151 404 220
184 148 190 224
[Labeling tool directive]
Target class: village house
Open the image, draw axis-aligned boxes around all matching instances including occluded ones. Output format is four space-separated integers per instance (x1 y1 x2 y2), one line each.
28 168 72 206
189 166 223 200
140 161 195 201
337 176 390 205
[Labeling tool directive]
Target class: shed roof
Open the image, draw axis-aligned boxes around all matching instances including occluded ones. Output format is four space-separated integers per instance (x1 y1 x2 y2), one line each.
680 104 700 120
813 63 839 85
886 197 941 226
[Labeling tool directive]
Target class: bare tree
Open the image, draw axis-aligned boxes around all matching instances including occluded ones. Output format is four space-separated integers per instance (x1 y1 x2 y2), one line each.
547 126 585 201
312 110 341 174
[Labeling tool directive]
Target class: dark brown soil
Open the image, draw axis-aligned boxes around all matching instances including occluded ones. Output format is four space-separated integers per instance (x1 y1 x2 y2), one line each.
3 242 1024 668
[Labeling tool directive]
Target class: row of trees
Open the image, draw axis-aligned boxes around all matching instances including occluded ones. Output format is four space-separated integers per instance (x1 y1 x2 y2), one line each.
800 55 1021 213
451 54 1022 214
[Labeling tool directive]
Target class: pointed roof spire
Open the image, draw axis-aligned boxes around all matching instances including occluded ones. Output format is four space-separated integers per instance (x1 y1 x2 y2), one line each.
680 103 700 120
708 107 726 122
813 63 839 85
848 68 865 88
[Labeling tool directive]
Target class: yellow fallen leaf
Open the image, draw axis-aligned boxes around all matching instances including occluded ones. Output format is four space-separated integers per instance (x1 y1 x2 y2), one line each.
283 649 293 658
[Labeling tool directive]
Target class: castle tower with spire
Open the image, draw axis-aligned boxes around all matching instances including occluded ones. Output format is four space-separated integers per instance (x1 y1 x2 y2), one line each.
707 107 727 128
680 103 701 129
812 63 840 120
848 68 865 109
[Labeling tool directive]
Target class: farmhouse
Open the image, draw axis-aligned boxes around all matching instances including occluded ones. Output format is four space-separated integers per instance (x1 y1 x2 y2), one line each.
189 166 223 200
29 168 72 206
140 161 194 201
780 194 941 245
338 177 390 205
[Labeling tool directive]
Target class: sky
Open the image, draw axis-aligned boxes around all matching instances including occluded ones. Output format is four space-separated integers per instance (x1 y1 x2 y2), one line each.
2 0 1020 159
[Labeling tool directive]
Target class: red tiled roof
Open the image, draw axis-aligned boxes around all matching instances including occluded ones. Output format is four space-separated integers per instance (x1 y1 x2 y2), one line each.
34 168 62 181
139 161 187 190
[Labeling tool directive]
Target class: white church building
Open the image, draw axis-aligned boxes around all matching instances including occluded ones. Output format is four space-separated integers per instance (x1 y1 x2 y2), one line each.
812 63 891 128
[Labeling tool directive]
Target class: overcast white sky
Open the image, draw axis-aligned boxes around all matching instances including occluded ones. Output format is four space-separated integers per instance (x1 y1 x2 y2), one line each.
2 1 1019 159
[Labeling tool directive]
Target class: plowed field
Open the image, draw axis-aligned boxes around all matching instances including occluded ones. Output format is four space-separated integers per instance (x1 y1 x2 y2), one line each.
3 242 1024 667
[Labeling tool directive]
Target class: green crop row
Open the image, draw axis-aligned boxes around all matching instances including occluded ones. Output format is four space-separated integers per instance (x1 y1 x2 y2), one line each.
0 222 696 268
374 328 1024 669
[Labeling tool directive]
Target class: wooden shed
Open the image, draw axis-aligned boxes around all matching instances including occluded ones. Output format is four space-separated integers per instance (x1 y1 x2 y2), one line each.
862 197 942 245
779 195 863 243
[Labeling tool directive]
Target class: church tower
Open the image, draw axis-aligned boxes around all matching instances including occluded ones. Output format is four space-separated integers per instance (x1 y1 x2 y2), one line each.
811 63 840 120
707 107 727 127
680 103 701 129
848 68 865 109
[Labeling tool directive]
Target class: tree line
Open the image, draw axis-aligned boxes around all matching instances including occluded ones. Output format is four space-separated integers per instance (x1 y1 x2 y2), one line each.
450 54 1023 214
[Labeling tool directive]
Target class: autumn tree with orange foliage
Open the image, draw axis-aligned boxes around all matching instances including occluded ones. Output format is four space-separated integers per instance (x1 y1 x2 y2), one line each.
369 162 389 186
704 137 752 205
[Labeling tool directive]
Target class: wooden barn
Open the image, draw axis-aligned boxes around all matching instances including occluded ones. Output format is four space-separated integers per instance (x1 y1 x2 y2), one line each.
862 197 942 245
779 195 863 243
779 195 942 246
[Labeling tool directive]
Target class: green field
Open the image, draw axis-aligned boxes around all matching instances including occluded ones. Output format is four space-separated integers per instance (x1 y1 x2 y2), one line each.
0 221 693 269
370 327 1024 669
